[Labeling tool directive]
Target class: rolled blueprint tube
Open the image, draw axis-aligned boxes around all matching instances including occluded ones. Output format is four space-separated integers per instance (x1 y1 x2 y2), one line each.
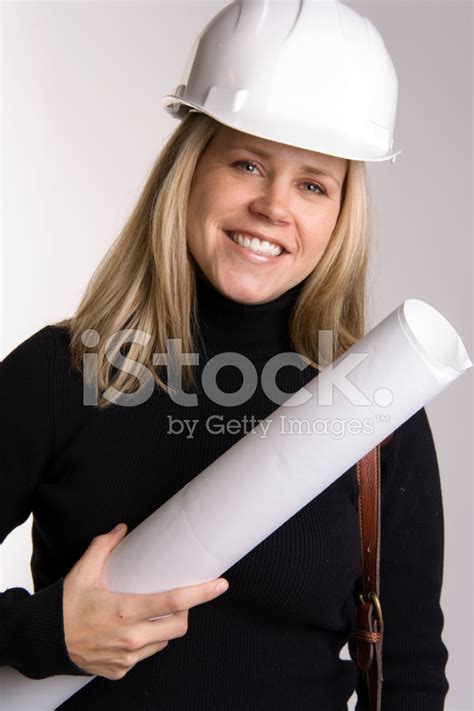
1 299 471 710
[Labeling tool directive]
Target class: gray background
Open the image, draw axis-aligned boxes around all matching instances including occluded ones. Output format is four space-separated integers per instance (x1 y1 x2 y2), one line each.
1 1 472 708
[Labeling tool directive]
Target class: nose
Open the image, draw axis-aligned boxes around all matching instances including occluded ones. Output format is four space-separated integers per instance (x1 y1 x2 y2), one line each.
248 177 292 225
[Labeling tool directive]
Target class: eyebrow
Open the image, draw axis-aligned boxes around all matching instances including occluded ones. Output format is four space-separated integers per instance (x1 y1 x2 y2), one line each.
228 144 342 188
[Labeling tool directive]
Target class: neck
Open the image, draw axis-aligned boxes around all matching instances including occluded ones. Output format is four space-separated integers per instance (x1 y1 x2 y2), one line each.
194 270 307 361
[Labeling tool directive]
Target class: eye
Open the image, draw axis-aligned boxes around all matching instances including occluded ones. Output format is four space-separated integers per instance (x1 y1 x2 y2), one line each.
302 181 326 196
233 160 327 196
233 159 260 174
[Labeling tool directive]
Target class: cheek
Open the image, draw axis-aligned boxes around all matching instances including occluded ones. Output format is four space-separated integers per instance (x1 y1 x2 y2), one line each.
189 175 232 226
186 182 230 260
303 207 340 256
187 186 213 244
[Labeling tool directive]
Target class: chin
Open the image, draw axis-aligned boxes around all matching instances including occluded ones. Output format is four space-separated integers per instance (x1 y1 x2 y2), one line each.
218 278 279 305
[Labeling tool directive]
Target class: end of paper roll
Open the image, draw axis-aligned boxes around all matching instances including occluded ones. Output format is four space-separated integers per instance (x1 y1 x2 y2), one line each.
398 299 472 377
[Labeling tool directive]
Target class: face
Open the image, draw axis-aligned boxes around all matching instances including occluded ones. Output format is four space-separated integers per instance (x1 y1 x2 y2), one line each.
186 125 347 304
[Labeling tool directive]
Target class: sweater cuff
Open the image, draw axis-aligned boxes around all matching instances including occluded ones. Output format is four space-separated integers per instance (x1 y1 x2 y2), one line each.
2 579 91 679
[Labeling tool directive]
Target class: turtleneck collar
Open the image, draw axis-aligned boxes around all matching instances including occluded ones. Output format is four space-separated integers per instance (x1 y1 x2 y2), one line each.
194 270 307 361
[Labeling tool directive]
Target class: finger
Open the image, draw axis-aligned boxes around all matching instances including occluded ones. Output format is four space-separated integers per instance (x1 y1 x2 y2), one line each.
111 640 170 675
155 578 229 616
127 639 170 666
124 611 189 648
114 578 229 623
80 524 128 581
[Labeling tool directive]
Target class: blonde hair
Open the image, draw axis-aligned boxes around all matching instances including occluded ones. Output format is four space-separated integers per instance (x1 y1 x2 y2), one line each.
55 112 371 409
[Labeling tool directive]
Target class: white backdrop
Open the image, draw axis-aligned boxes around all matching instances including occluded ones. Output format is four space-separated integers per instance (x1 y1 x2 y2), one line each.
1 2 473 709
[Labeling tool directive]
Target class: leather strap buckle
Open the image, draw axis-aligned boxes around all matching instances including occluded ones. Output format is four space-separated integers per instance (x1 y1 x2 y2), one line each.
360 591 384 629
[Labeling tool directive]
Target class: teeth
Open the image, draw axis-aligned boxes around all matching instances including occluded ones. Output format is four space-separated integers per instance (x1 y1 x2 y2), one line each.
228 232 283 256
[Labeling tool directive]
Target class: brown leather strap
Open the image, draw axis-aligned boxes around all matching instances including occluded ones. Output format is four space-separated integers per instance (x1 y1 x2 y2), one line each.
354 435 392 711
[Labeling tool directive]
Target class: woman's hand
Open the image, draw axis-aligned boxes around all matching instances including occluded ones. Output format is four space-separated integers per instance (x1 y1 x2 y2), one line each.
63 523 229 680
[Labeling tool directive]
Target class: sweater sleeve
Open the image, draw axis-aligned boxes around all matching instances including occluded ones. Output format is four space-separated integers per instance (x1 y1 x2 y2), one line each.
354 407 449 709
0 326 88 678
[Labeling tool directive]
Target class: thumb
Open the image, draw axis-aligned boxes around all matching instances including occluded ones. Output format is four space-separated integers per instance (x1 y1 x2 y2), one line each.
81 523 128 580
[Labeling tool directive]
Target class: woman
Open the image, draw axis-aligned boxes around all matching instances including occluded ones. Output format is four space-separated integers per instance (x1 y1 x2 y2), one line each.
1 1 449 709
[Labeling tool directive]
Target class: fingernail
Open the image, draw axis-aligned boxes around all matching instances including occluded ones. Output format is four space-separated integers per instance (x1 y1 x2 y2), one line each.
216 580 229 594
112 523 126 533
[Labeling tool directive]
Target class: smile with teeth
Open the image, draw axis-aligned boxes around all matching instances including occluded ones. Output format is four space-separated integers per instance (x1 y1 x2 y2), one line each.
226 231 284 257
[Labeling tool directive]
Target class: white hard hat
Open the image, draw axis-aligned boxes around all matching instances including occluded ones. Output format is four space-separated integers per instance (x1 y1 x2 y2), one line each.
161 0 401 163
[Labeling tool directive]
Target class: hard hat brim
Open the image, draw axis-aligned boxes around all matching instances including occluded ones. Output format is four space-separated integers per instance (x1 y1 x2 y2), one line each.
161 95 402 164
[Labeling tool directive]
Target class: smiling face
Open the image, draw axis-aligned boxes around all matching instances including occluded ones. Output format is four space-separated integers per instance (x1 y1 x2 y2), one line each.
186 124 348 304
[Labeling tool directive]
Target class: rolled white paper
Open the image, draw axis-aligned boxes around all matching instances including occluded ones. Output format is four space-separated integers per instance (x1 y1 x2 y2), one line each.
1 299 471 710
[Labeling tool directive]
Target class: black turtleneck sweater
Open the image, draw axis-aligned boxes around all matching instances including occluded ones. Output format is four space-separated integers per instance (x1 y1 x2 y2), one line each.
0 274 449 710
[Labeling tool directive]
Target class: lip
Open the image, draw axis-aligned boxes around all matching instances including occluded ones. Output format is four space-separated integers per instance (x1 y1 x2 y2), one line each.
224 229 289 255
222 229 285 263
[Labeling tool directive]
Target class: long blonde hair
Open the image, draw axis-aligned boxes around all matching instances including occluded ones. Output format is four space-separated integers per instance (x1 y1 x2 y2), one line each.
55 112 371 409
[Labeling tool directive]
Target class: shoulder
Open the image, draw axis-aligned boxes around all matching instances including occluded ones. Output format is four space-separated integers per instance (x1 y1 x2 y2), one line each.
0 324 89 449
0 324 77 396
1 325 54 376
381 407 436 464
1 324 52 358
380 407 441 501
